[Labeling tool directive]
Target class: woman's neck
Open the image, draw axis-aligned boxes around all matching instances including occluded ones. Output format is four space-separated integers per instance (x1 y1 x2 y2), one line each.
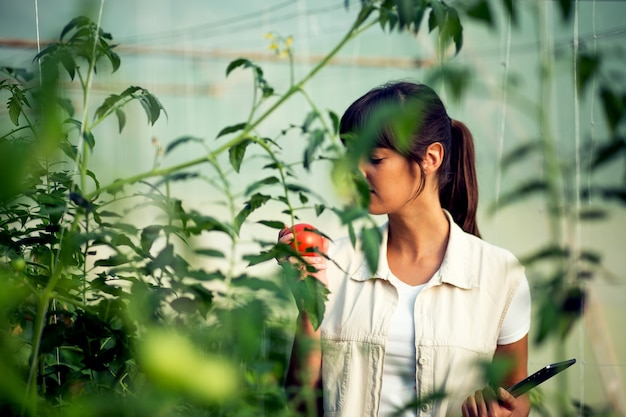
386 207 449 262
384 209 450 285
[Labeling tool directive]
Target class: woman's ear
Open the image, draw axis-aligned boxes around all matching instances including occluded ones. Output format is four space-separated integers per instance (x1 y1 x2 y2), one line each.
422 142 444 175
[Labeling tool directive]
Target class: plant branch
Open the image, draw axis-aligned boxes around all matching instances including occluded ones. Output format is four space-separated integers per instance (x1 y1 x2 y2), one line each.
87 18 377 200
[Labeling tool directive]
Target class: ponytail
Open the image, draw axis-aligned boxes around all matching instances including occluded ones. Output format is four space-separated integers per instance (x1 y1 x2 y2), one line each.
440 119 480 237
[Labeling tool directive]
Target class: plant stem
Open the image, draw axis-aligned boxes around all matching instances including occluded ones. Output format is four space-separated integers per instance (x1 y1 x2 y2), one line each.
86 19 376 200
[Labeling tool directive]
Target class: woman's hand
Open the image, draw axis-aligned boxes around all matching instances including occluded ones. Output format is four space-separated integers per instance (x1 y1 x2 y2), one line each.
277 229 329 286
461 386 518 417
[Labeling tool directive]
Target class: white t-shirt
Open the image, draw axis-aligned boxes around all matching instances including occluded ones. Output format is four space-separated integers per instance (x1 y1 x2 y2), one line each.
378 258 531 417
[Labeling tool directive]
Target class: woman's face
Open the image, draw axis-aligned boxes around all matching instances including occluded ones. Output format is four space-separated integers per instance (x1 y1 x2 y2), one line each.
358 147 423 215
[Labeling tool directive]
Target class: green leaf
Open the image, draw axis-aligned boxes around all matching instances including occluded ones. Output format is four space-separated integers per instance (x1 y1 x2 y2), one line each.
244 176 280 196
257 220 285 230
184 211 235 238
226 58 253 76
59 142 78 160
520 245 568 266
147 244 174 272
60 16 91 41
110 233 134 248
57 97 75 116
286 183 311 194
58 48 77 80
593 186 626 204
8 95 22 126
94 254 129 267
86 169 100 190
194 248 225 258
234 193 271 234
106 49 121 72
139 92 164 125
328 110 340 135
428 2 463 54
119 85 142 98
556 0 573 22
500 140 541 172
153 172 199 188
428 1 444 32
442 6 463 55
165 136 203 154
379 6 399 32
590 136 626 169
170 297 197 314
302 111 319 133
426 64 472 101
360 225 382 274
216 122 247 139
578 207 607 221
395 0 413 30
83 130 95 149
140 225 161 253
576 52 600 96
354 1 376 29
289 275 330 330
491 180 548 212
466 0 494 29
332 205 369 225
600 86 624 134
115 108 126 133
303 129 325 170
230 275 284 296
244 249 281 267
94 93 122 122
228 138 252 173
253 66 274 98
500 0 517 26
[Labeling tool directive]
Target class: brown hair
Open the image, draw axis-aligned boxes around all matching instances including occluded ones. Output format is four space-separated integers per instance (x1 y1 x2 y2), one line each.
339 81 480 237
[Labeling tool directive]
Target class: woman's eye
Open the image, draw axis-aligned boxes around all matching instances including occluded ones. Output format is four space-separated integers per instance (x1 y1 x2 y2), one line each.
369 157 383 165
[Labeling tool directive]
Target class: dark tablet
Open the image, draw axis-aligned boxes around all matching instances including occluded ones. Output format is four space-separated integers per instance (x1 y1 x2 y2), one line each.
506 358 576 397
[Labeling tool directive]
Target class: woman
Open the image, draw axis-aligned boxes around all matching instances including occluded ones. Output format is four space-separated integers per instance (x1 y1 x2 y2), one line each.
281 81 531 417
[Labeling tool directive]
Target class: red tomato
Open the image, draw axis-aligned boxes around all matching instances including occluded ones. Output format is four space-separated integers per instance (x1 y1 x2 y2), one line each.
279 223 324 257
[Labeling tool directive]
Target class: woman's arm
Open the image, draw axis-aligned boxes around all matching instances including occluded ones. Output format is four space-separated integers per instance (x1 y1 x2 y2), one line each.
461 335 531 417
284 285 325 416
280 231 328 415
285 310 323 388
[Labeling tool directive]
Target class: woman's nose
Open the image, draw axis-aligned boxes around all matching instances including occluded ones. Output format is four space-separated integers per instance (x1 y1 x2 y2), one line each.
357 160 368 177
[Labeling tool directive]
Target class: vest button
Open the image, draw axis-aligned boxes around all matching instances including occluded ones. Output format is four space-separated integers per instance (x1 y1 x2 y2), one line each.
418 357 428 365
421 404 430 412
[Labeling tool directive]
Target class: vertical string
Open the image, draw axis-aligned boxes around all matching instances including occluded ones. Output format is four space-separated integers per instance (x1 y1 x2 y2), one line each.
33 0 65 392
493 12 512 240
572 0 584 412
34 0 42 74
587 1 597 204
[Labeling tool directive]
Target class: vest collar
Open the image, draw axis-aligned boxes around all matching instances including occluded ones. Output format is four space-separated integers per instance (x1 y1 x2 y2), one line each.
349 210 478 290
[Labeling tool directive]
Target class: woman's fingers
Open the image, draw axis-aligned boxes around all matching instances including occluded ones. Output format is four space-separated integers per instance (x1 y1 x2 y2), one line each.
277 232 328 283
461 387 515 417
496 387 516 411
277 232 294 264
278 232 293 244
